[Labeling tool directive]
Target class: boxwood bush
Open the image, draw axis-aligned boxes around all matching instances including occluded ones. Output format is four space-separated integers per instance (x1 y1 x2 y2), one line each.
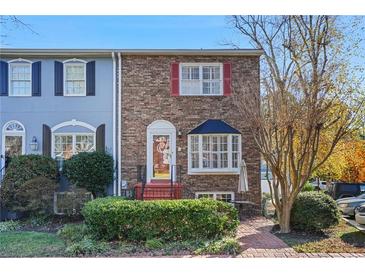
291 192 340 232
82 197 239 242
0 155 57 211
63 152 113 197
15 176 57 214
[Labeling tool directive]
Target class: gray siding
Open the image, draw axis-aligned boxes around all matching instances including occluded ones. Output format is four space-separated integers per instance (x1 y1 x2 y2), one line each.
0 57 114 155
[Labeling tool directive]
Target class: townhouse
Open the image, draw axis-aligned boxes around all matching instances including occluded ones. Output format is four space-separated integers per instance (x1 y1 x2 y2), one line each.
0 49 263 212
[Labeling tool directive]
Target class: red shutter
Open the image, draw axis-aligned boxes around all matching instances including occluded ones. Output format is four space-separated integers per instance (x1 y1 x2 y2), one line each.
223 63 232 96
170 63 180 96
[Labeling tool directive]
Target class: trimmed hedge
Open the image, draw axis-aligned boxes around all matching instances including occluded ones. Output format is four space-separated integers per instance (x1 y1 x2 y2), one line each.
291 192 340 232
0 155 57 210
63 152 114 197
82 198 239 241
15 177 57 214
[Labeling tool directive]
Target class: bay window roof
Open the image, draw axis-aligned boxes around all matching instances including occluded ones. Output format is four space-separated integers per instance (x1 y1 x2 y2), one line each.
188 119 240 135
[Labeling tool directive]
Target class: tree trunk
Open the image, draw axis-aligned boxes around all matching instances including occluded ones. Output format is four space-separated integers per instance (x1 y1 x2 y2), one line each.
278 202 292 233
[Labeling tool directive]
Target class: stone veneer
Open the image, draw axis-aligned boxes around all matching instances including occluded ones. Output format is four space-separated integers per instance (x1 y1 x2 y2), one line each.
120 55 261 208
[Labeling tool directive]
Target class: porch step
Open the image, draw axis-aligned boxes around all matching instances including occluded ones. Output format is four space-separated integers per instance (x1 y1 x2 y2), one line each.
135 182 183 200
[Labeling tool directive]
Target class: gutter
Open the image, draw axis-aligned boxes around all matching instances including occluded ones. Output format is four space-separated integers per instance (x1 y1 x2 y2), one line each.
117 52 122 196
112 51 117 196
0 48 264 57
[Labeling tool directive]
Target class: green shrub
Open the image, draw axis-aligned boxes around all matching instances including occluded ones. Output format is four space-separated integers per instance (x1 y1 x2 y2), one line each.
63 152 114 197
291 192 340 232
194 237 240 255
13 177 57 215
0 220 21 232
82 198 239 242
57 224 89 243
301 182 315 192
65 238 109 256
0 155 57 211
145 238 164 250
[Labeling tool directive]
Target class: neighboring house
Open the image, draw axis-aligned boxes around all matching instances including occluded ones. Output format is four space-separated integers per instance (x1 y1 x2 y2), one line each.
0 48 263 212
0 49 117 194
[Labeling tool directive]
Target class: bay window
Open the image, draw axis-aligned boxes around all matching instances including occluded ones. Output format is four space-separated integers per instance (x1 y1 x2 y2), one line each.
180 63 223 95
188 134 241 174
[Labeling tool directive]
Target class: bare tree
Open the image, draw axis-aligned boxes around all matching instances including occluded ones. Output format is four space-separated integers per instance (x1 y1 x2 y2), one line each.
0 16 38 46
231 16 364 232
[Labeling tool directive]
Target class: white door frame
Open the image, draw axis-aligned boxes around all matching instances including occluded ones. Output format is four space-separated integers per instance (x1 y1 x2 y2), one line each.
1 121 26 177
146 120 176 183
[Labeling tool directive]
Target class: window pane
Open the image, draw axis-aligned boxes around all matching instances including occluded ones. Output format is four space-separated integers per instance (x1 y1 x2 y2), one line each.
75 135 95 153
54 135 73 160
197 193 214 199
191 153 199 168
11 64 31 80
65 80 85 95
216 193 232 202
66 64 84 80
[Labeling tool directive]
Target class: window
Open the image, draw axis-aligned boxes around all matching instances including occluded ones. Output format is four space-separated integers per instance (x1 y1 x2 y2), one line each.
64 61 86 96
195 192 234 203
180 63 223 95
9 62 31 96
188 134 241 174
53 133 95 160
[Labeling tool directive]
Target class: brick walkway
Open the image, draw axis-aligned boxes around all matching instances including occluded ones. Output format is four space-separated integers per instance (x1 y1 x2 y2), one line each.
235 217 365 258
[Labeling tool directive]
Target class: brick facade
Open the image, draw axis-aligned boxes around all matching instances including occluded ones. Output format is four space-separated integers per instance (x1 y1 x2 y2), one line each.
120 55 261 207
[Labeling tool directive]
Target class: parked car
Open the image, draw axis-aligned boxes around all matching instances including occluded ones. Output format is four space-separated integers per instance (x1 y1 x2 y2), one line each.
355 204 365 225
310 180 328 190
327 182 365 200
337 193 365 217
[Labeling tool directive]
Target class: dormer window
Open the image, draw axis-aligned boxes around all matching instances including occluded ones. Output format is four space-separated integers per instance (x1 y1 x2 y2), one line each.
9 60 32 96
64 60 86 96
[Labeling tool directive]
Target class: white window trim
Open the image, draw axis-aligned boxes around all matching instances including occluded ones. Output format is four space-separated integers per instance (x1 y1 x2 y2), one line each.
8 59 32 97
50 119 96 159
188 134 241 175
51 132 96 159
179 63 223 96
63 59 87 97
1 121 26 176
195 191 235 202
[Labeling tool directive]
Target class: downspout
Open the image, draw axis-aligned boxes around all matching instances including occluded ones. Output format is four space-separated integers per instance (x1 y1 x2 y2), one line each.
112 52 117 196
118 52 122 196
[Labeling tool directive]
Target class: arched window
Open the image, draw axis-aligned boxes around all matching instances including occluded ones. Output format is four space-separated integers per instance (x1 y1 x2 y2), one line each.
2 121 26 164
51 119 96 160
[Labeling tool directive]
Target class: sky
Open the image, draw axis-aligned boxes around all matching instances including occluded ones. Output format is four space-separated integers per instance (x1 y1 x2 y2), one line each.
0 16 252 49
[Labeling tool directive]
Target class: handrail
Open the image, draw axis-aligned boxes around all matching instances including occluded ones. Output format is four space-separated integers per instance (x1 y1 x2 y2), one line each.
137 164 182 200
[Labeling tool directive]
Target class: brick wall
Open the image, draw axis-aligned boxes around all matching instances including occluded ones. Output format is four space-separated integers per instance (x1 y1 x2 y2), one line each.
121 55 261 206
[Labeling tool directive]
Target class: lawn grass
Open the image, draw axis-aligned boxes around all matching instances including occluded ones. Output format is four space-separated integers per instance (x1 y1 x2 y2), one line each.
276 220 365 253
0 231 66 257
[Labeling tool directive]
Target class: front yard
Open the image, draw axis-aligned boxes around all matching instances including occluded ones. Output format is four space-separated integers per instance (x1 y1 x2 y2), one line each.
0 227 239 257
0 231 66 257
275 220 365 253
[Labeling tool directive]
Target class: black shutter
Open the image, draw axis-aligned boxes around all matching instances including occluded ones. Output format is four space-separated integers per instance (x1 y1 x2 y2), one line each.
0 61 9 96
86 61 95 96
96 124 105 152
54 61 63 96
32 61 41 96
42 124 52 157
